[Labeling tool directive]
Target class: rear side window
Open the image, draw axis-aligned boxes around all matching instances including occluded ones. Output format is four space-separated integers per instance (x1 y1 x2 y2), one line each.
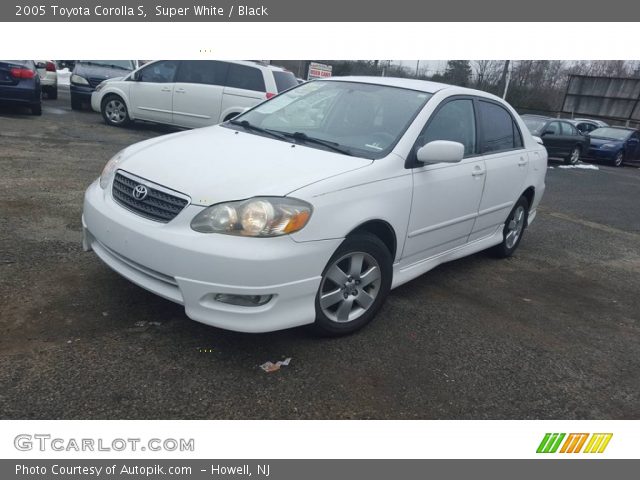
547 122 560 135
138 60 179 83
176 60 228 86
479 101 521 153
418 99 477 157
272 71 298 92
561 122 577 136
225 64 266 92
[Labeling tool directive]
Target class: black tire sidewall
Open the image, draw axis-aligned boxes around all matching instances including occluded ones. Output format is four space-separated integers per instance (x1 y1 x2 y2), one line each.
313 233 392 336
565 146 580 165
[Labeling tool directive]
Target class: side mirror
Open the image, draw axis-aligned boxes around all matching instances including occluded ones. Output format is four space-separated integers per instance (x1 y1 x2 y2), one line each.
532 136 544 145
416 140 465 165
130 71 140 81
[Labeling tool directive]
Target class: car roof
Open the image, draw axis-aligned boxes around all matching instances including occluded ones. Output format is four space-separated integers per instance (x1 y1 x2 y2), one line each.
594 126 635 131
321 76 493 96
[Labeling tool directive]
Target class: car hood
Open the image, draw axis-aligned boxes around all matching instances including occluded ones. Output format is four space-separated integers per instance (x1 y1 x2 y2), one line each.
74 63 132 80
588 136 624 148
118 125 373 206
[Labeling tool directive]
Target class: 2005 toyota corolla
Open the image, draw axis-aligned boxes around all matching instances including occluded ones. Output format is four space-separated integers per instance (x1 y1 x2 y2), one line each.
83 77 547 335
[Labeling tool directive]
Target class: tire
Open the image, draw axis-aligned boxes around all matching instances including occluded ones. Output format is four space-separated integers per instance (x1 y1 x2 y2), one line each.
101 94 130 127
490 196 530 258
613 151 624 167
564 145 581 165
70 95 82 110
223 112 240 122
30 103 42 116
47 86 58 100
312 232 392 336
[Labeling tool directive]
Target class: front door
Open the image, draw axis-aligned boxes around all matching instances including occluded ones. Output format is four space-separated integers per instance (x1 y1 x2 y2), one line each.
403 97 486 265
128 60 179 124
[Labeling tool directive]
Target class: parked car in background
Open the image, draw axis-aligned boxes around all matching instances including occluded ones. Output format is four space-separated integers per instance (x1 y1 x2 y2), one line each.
36 60 58 99
584 126 640 167
83 77 547 335
0 60 41 115
70 60 137 110
569 118 609 135
522 114 589 165
91 60 299 128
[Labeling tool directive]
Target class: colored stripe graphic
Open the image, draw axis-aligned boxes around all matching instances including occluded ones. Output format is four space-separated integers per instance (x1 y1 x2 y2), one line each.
538 433 612 453
584 433 613 453
537 433 565 453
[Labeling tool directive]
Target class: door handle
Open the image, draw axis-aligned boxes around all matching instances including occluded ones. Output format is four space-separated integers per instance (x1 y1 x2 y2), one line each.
518 157 528 166
160 87 172 92
471 168 486 177
175 88 186 93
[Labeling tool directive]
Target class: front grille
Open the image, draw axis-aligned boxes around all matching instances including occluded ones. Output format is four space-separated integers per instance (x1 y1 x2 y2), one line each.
112 172 189 223
88 77 106 88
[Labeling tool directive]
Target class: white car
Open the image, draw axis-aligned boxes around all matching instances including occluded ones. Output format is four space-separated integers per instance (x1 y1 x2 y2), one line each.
35 60 57 99
91 60 298 129
83 77 547 335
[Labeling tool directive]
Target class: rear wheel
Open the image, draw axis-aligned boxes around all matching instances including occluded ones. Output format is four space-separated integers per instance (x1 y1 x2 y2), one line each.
101 95 130 127
565 145 581 165
312 233 392 336
45 86 58 100
613 151 624 167
490 196 529 258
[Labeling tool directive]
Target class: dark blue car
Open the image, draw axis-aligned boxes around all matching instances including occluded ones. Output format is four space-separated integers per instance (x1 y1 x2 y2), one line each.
0 60 41 115
585 127 640 167
70 60 136 110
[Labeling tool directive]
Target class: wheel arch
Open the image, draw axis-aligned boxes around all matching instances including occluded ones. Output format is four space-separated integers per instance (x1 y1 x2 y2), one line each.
521 186 535 210
347 220 397 260
100 87 134 119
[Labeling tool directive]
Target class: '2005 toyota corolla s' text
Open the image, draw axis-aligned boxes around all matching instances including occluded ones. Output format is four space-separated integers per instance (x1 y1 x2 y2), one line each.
83 77 547 335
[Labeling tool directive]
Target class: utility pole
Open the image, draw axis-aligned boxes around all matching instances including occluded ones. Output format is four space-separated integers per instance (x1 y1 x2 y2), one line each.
415 60 420 78
500 60 511 99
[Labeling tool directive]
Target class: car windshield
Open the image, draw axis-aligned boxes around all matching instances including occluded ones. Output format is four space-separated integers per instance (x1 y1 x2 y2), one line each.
589 127 631 141
79 60 135 70
522 117 547 134
230 80 432 159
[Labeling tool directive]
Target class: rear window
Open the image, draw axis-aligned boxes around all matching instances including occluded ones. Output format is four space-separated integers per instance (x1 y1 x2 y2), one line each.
479 101 520 153
226 64 266 92
272 71 298 92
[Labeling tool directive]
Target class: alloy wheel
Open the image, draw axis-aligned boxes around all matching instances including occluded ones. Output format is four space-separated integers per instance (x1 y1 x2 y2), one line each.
319 252 382 323
505 205 526 249
105 99 127 124
570 147 580 165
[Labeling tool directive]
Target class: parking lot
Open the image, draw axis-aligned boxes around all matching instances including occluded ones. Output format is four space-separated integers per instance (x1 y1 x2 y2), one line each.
1 85 639 420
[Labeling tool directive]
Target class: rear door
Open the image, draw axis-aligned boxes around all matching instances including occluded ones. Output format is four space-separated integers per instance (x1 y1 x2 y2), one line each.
128 60 179 124
541 121 562 156
171 60 228 128
471 99 528 241
627 131 640 160
559 121 582 155
221 63 267 120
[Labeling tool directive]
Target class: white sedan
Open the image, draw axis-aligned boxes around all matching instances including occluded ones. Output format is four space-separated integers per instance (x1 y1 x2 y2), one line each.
83 77 547 335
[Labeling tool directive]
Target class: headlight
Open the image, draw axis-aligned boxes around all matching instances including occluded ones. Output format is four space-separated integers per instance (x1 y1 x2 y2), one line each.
70 74 89 85
602 143 617 149
95 81 106 92
191 197 312 237
99 150 125 189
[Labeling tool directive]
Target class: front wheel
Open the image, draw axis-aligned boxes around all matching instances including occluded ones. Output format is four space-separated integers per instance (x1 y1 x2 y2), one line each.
30 103 42 116
613 151 624 167
101 95 130 127
312 233 392 336
565 145 581 165
490 196 529 258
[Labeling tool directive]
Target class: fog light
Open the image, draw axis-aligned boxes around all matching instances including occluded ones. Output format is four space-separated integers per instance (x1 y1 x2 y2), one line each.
214 293 273 307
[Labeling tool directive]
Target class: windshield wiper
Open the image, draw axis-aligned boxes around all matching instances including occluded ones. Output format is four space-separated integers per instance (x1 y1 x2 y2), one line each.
280 131 354 156
229 120 289 141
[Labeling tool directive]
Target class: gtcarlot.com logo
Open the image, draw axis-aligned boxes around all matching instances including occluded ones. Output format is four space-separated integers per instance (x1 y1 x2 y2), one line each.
14 434 195 452
536 433 612 454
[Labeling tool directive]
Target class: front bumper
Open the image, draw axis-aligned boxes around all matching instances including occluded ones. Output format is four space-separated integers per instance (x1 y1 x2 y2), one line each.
82 180 341 333
583 148 616 161
70 84 94 101
90 92 101 112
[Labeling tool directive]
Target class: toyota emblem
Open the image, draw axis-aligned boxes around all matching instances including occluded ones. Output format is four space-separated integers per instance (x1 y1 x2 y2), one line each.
132 184 148 200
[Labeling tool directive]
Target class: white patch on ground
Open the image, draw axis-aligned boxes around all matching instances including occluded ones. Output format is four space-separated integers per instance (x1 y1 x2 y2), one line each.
56 68 70 86
548 166 555 169
558 163 599 170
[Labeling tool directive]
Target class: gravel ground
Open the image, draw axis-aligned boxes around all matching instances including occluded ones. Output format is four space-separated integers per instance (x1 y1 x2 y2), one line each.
1 87 639 419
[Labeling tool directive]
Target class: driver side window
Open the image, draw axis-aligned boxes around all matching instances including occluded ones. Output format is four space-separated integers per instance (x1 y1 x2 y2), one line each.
137 60 179 83
417 99 477 157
